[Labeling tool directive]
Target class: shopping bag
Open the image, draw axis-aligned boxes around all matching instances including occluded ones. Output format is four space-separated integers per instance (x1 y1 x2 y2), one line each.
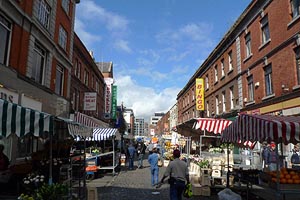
158 159 163 167
183 183 193 198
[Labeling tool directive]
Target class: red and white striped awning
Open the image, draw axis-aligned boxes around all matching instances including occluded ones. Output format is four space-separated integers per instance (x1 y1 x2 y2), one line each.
194 118 232 134
221 114 300 145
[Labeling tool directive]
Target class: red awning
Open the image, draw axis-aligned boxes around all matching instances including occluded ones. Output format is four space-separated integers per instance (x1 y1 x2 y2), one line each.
221 114 300 145
194 118 232 134
74 112 109 128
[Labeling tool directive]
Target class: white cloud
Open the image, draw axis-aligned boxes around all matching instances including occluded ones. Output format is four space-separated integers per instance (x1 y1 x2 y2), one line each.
115 75 179 121
75 19 102 47
113 39 132 53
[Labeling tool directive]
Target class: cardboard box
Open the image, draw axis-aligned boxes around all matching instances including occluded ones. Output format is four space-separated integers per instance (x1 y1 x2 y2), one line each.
200 186 211 196
201 175 211 186
87 187 98 200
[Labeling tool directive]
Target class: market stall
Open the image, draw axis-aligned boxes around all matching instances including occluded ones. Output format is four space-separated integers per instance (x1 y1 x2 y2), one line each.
221 113 300 200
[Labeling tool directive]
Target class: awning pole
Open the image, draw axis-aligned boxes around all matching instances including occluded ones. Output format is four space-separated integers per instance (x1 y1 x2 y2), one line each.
48 126 54 185
226 143 230 188
113 137 115 175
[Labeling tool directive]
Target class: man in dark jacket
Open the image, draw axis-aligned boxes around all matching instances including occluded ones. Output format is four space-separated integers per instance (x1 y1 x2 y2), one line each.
136 141 146 168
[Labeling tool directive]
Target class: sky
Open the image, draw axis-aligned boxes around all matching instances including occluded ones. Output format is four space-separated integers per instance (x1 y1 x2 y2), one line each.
75 0 251 121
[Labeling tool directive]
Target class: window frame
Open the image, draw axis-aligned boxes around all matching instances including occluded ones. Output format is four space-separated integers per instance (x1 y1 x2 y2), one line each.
55 64 64 95
214 65 218 83
222 91 226 112
37 0 51 29
245 33 252 58
230 86 234 110
215 95 219 115
228 51 233 71
221 59 225 77
261 16 270 44
205 75 209 90
291 0 300 19
264 65 273 96
247 75 254 102
295 48 300 85
0 14 11 66
59 25 67 50
32 42 46 84
62 0 70 15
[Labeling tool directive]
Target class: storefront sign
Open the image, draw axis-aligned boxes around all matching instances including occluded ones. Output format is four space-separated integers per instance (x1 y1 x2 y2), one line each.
0 87 18 103
84 92 97 111
111 85 117 119
104 78 114 117
195 78 204 110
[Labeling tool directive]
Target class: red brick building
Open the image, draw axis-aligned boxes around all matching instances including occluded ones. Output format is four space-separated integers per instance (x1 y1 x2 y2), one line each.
177 0 300 139
0 0 80 117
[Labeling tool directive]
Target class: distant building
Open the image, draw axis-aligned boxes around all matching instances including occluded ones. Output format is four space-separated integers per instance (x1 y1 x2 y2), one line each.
150 112 165 125
134 118 145 136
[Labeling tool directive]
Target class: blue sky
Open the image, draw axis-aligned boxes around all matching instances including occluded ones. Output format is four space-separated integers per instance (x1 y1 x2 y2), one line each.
75 0 251 121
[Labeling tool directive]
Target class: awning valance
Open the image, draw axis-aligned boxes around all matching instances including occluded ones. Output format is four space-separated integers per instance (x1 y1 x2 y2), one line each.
0 98 53 137
194 118 232 134
221 114 300 144
74 112 109 128
90 128 118 141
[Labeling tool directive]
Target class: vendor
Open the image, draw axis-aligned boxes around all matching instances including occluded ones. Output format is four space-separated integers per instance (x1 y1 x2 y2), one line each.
0 144 9 171
291 145 300 169
265 142 278 171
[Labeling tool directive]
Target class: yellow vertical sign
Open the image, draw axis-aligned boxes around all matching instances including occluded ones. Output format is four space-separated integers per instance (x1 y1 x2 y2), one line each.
196 78 204 110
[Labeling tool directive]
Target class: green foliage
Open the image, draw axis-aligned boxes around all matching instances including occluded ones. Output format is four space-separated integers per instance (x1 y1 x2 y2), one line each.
35 183 69 200
197 159 210 168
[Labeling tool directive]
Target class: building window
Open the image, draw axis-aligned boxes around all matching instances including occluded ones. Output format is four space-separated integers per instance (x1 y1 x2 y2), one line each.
84 69 89 86
247 75 254 101
192 88 195 101
0 15 11 65
215 95 219 115
32 42 46 84
37 0 51 29
245 33 252 58
55 65 64 95
261 16 270 44
291 0 300 18
228 51 233 71
222 91 226 112
295 48 300 85
59 25 67 50
96 80 99 93
206 101 210 117
205 75 209 89
264 65 273 96
230 86 234 109
214 65 218 82
221 59 225 77
62 0 70 15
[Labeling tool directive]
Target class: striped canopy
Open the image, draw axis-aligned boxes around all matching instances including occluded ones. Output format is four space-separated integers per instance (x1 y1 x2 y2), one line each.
221 114 300 145
0 99 53 137
90 128 118 141
194 118 232 134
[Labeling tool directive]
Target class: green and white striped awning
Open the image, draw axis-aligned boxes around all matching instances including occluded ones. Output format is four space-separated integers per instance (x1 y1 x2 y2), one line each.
0 98 53 137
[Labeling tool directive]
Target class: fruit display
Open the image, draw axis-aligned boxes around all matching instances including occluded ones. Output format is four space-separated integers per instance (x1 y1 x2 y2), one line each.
267 168 300 184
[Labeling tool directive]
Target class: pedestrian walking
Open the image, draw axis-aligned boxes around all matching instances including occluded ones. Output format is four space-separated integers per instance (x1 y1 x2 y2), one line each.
264 141 279 171
136 140 146 168
127 142 136 170
148 147 159 186
291 145 300 169
159 149 189 200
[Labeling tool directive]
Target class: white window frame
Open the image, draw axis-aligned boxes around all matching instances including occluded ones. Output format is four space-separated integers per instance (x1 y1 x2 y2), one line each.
228 51 233 71
214 65 218 82
37 0 51 29
247 75 254 101
206 101 210 117
230 87 234 109
261 16 270 44
296 48 300 85
215 95 219 115
222 91 226 112
55 65 64 95
59 25 67 50
245 33 252 57
62 0 70 14
264 65 273 96
221 59 225 77
0 14 11 66
205 75 209 89
32 42 46 84
291 0 300 19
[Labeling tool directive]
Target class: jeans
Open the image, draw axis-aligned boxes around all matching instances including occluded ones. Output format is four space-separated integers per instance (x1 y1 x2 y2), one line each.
128 157 134 169
170 179 185 200
150 167 159 186
138 154 144 167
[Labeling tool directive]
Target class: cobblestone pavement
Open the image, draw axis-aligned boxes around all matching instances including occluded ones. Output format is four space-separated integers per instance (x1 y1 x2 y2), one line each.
95 157 219 200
